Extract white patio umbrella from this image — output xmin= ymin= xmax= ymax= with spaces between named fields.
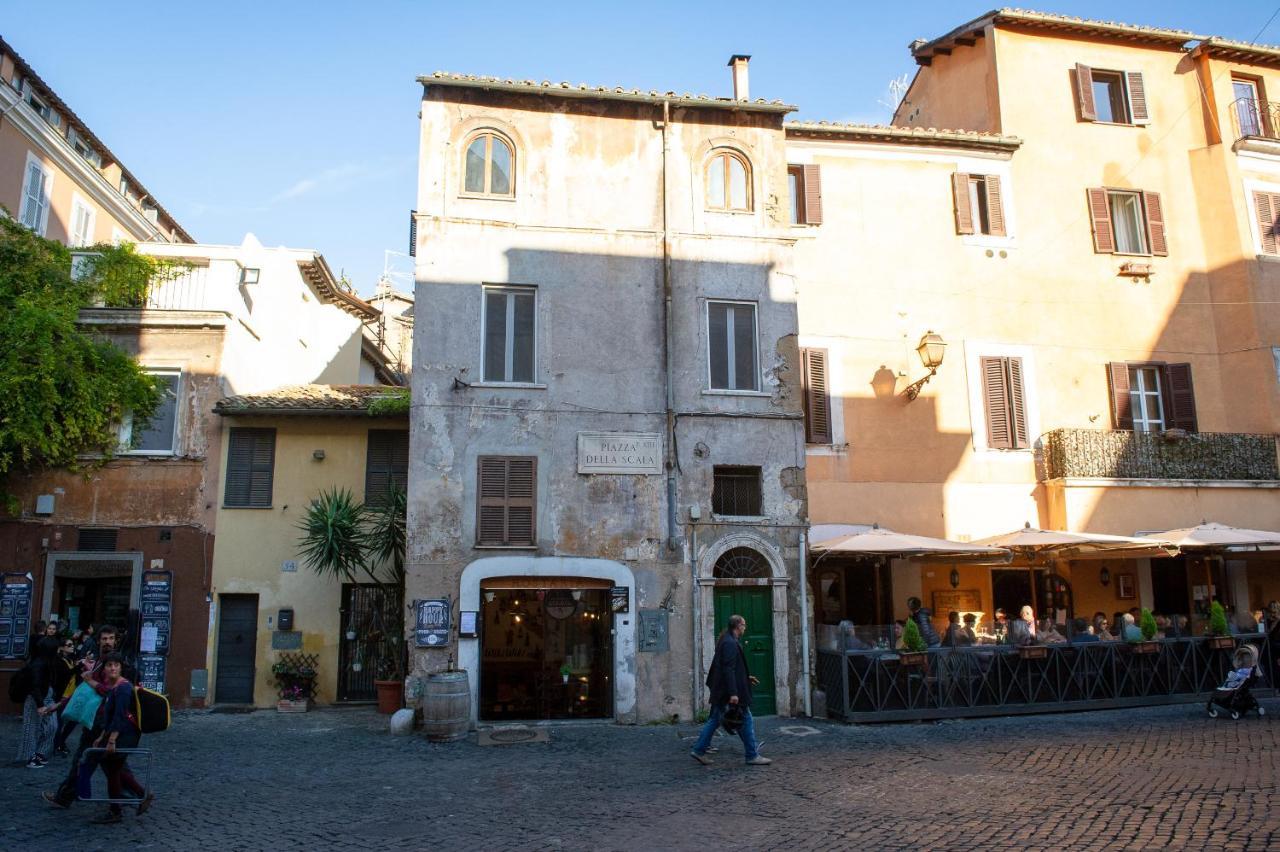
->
xmin=810 ymin=523 xmax=1010 ymax=562
xmin=1146 ymin=521 xmax=1280 ymax=552
xmin=972 ymin=522 xmax=1175 ymax=562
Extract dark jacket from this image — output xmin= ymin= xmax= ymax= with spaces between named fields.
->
xmin=95 ymin=679 xmax=139 ymax=737
xmin=942 ymin=624 xmax=972 ymax=647
xmin=911 ymin=608 xmax=941 ymax=647
xmin=706 ymin=633 xmax=752 ymax=709
xmin=1071 ymin=632 xmax=1100 ymax=643
xmin=1008 ymin=619 xmax=1037 ymax=647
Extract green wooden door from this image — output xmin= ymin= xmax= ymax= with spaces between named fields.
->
xmin=712 ymin=587 xmax=776 ymax=716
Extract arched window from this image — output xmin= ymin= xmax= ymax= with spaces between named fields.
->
xmin=463 ymin=132 xmax=514 ymax=197
xmin=713 ymin=547 xmax=769 ymax=580
xmin=706 ymin=150 xmax=751 ymax=212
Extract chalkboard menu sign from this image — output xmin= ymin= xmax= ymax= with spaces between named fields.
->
xmin=139 ymin=571 xmax=172 ymax=656
xmin=610 ymin=586 xmax=630 ymax=614
xmin=0 ymin=574 xmax=34 ymax=660
xmin=138 ymin=654 xmax=167 ymax=693
xmin=414 ymin=598 xmax=451 ymax=648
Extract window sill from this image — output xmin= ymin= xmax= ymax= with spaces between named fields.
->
xmin=119 ymin=450 xmax=179 ymax=458
xmin=710 ymin=514 xmax=770 ymax=523
xmin=703 ymin=389 xmax=769 ymax=397
xmin=473 ymin=544 xmax=538 ymax=550
xmin=1091 ymin=120 xmax=1144 ymax=128
xmin=470 ymin=381 xmax=547 ymax=390
xmin=1254 ymin=253 xmax=1280 ymax=263
xmin=222 ymin=504 xmax=274 ymax=510
xmin=704 ymin=208 xmax=756 ymax=216
xmin=457 ymin=193 xmax=516 ymax=203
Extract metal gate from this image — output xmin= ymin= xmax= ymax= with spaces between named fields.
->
xmin=337 ymin=584 xmax=399 ymax=701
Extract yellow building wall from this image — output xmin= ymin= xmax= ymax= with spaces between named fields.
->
xmin=208 ymin=416 xmax=408 ymax=706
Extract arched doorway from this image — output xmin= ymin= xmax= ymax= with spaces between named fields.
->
xmin=711 ymin=547 xmax=776 ymax=715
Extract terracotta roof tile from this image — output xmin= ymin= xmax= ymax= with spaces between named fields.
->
xmin=786 ymin=121 xmax=1022 ymax=151
xmin=214 ymin=384 xmax=405 ymax=415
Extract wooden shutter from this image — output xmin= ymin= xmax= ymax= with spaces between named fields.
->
xmin=1126 ymin=71 xmax=1150 ymax=124
xmin=1255 ymin=191 xmax=1279 ymax=255
xmin=801 ymin=348 xmax=832 ymax=444
xmin=1143 ymin=191 xmax=1167 ymax=256
xmin=476 ymin=456 xmax=536 ymax=546
xmin=1108 ymin=363 xmax=1133 ymax=429
xmin=1076 ymin=63 xmax=1097 ymax=121
xmin=981 ymin=356 xmax=1012 ymax=449
xmin=801 ymin=164 xmax=823 ymax=225
xmin=365 ymin=430 xmax=409 ymax=505
xmin=1088 ymin=188 xmax=1115 ymax=253
xmin=984 ymin=174 xmax=1007 ymax=237
xmin=408 ymin=210 xmax=417 ymax=257
xmin=1007 ymin=357 xmax=1028 ymax=448
xmin=1163 ymin=363 xmax=1198 ymax=432
xmin=224 ymin=428 xmax=276 ymax=507
xmin=952 ymin=172 xmax=974 ymax=235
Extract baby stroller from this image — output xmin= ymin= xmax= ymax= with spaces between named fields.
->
xmin=1207 ymin=644 xmax=1265 ymax=720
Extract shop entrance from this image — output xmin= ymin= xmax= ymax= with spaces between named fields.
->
xmin=43 ymin=554 xmax=140 ymax=633
xmin=479 ymin=579 xmax=613 ymax=721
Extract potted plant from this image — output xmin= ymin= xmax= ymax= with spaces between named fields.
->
xmin=898 ymin=619 xmax=927 ymax=666
xmin=1206 ymin=601 xmax=1235 ymax=651
xmin=273 ymin=658 xmax=317 ymax=712
xmin=559 ymin=663 xmax=572 ymax=684
xmin=1133 ymin=608 xmax=1160 ymax=654
xmin=298 ymin=485 xmax=408 ymax=715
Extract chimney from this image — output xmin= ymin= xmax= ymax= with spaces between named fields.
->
xmin=728 ymin=54 xmax=751 ymax=101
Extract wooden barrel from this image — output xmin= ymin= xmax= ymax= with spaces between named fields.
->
xmin=421 ymin=671 xmax=470 ymax=742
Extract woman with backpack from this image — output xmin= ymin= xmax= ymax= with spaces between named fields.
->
xmin=14 ymin=633 xmax=60 ymax=768
xmin=84 ymin=652 xmax=152 ymax=824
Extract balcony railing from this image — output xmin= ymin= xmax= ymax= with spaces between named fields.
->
xmin=138 ymin=264 xmax=211 ymax=311
xmin=1039 ymin=428 xmax=1279 ymax=481
xmin=1230 ymin=96 xmax=1280 ymax=144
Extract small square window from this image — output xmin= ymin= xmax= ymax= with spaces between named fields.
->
xmin=712 ymin=465 xmax=762 ymax=516
xmin=240 ymin=267 xmax=260 ymax=285
xmin=1091 ymin=71 xmax=1129 ymax=124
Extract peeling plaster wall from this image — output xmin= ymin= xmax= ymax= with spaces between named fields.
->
xmin=409 ymin=88 xmax=807 ymax=723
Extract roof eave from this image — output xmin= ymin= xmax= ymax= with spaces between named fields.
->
xmin=786 ymin=123 xmax=1022 ymax=153
xmin=419 ymin=75 xmax=797 ymax=114
xmin=1192 ymin=39 xmax=1280 ymax=69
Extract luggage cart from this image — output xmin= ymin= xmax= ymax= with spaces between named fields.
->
xmin=76 ymin=747 xmax=153 ymax=806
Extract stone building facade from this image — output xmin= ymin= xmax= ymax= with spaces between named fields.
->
xmin=407 ymin=62 xmax=809 ymax=723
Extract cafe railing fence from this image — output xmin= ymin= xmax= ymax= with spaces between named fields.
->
xmin=817 ymin=635 xmax=1273 ymax=723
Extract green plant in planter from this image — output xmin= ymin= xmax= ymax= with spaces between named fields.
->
xmin=1139 ymin=609 xmax=1157 ymax=641
xmin=1208 ymin=601 xmax=1230 ymax=637
xmin=901 ymin=618 xmax=926 ymax=653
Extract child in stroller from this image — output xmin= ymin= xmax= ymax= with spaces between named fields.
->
xmin=1207 ymin=644 xmax=1266 ymax=720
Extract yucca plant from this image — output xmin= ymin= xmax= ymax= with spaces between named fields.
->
xmin=297 ymin=486 xmax=407 ymax=681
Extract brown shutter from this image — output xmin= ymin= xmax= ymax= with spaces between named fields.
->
xmin=1008 ymin=357 xmax=1028 ymax=448
xmin=952 ymin=172 xmax=974 ymax=235
xmin=365 ymin=430 xmax=409 ymax=505
xmin=1108 ymin=363 xmax=1133 ymax=429
xmin=981 ymin=356 xmax=1012 ymax=449
xmin=1163 ymin=363 xmax=1198 ymax=432
xmin=1126 ymin=71 xmax=1150 ymax=124
xmin=1088 ymin=188 xmax=1115 ymax=253
xmin=802 ymin=164 xmax=823 ymax=225
xmin=225 ymin=428 xmax=276 ymax=507
xmin=1256 ymin=191 xmax=1279 ymax=255
xmin=984 ymin=174 xmax=1007 ymax=237
xmin=1143 ymin=191 xmax=1167 ymax=256
xmin=476 ymin=456 xmax=536 ymax=546
xmin=801 ymin=348 xmax=832 ymax=444
xmin=1075 ymin=63 xmax=1097 ymax=121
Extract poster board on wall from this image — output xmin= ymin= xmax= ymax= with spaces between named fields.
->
xmin=931 ymin=589 xmax=982 ymax=619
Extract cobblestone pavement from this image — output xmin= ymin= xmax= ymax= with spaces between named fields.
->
xmin=2 ymin=699 xmax=1278 ymax=851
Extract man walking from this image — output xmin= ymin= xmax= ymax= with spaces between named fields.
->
xmin=690 ymin=614 xmax=771 ymax=766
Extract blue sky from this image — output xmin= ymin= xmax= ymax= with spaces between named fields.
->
xmin=4 ymin=1 xmax=1277 ymax=294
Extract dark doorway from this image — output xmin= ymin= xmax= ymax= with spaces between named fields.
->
xmin=1151 ymin=557 xmax=1191 ymax=618
xmin=337 ymin=584 xmax=399 ymax=701
xmin=215 ymin=594 xmax=258 ymax=704
xmin=811 ymin=557 xmax=892 ymax=628
xmin=480 ymin=586 xmax=613 ymax=721
xmin=992 ymin=569 xmax=1037 ymax=619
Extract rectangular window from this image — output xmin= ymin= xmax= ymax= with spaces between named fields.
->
xmin=952 ymin=173 xmax=1006 ymax=237
xmin=224 ymin=428 xmax=276 ymax=507
xmin=979 ymin=356 xmax=1029 ymax=449
xmin=1108 ymin=191 xmax=1148 ymax=254
xmin=788 ymin=166 xmax=802 ymax=224
xmin=365 ymin=429 xmax=409 ymax=506
xmin=67 ymin=127 xmax=102 ymax=168
xmin=1128 ymin=366 xmax=1165 ymax=433
xmin=476 ymin=456 xmax=536 ymax=546
xmin=786 ymin=164 xmax=823 ymax=225
xmin=712 ymin=465 xmax=763 ymax=517
xmin=1108 ymin=361 xmax=1197 ymax=432
xmin=707 ymin=300 xmax=759 ymax=392
xmin=800 ymin=348 xmax=832 ymax=443
xmin=1252 ymin=190 xmax=1280 ymax=255
xmin=1092 ymin=71 xmax=1129 ymax=124
xmin=70 ymin=196 xmax=96 ymax=247
xmin=19 ymin=154 xmax=52 ymax=235
xmin=1234 ymin=78 xmax=1264 ymax=137
xmin=1076 ymin=65 xmax=1149 ymax=125
xmin=481 ymin=286 xmax=536 ymax=383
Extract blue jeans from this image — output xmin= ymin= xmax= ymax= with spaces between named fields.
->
xmin=692 ymin=702 xmax=759 ymax=761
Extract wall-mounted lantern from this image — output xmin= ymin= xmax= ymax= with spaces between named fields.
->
xmin=1099 ymin=566 xmax=1111 ymax=587
xmin=902 ymin=331 xmax=947 ymax=401
xmin=949 ymin=567 xmax=960 ymax=589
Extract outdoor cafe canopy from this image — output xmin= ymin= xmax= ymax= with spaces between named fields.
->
xmin=1144 ymin=521 xmax=1280 ymax=552
xmin=810 ymin=523 xmax=1010 ymax=562
xmin=971 ymin=523 xmax=1175 ymax=563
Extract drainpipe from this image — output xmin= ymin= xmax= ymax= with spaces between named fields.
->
xmin=690 ymin=520 xmax=700 ymax=718
xmin=661 ymin=99 xmax=678 ymax=555
xmin=798 ymin=528 xmax=812 ymax=716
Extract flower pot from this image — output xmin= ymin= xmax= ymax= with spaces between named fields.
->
xmin=1017 ymin=646 xmax=1048 ymax=660
xmin=898 ymin=651 xmax=927 ymax=667
xmin=1132 ymin=641 xmax=1160 ymax=655
xmin=561 ymin=674 xmax=569 ymax=684
xmin=277 ymin=699 xmax=309 ymax=713
xmin=375 ymin=679 xmax=404 ymax=715
xmin=1208 ymin=636 xmax=1236 ymax=651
